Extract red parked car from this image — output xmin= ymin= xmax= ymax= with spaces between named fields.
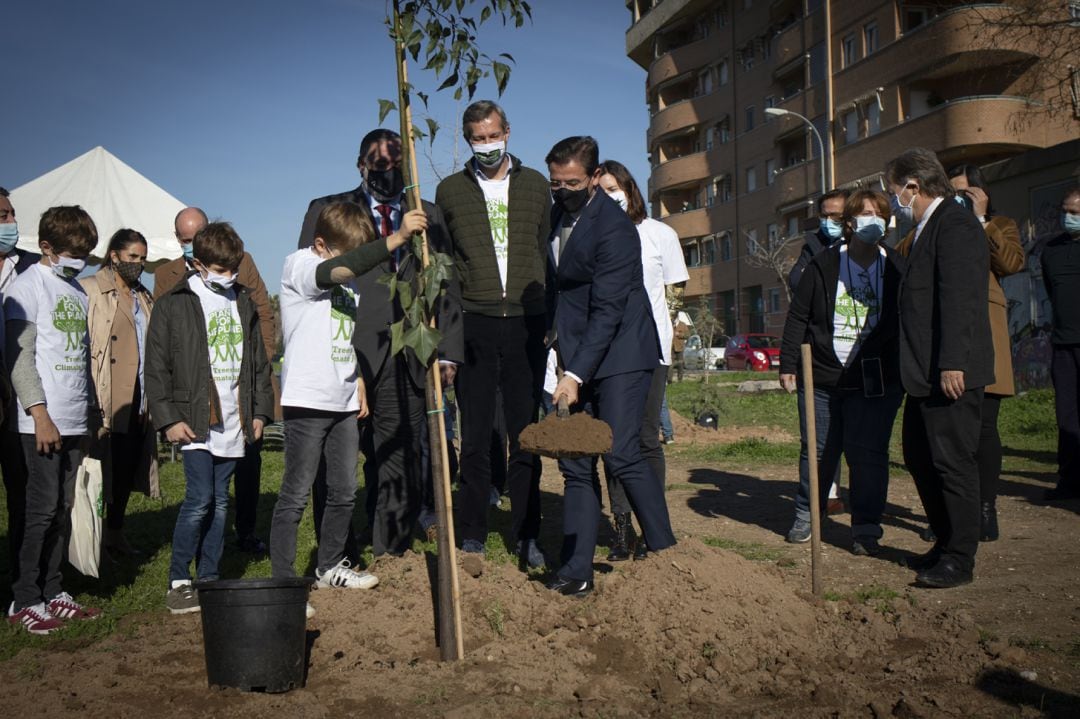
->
xmin=725 ymin=334 xmax=781 ymax=372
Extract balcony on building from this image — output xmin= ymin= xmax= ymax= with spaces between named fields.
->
xmin=626 ymin=0 xmax=718 ymax=68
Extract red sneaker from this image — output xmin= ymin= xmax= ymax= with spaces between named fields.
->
xmin=48 ymin=592 xmax=101 ymax=620
xmin=8 ymin=603 xmax=65 ymax=635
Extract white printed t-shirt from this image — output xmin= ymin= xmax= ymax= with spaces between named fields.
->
xmin=279 ymin=248 xmax=361 ymax=412
xmin=475 ymin=159 xmax=511 ymax=296
xmin=638 ymin=218 xmax=690 ymax=366
xmin=183 ymin=275 xmax=245 ymax=458
xmin=4 ymin=263 xmax=91 ymax=435
xmin=832 ymin=244 xmax=886 ymax=367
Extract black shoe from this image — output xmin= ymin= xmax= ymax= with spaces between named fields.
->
xmin=902 ymin=547 xmax=941 ymax=572
xmin=919 ymin=525 xmax=936 ymax=543
xmin=1044 ymin=485 xmax=1080 ymax=501
xmin=980 ymin=502 xmax=999 ymax=542
xmin=545 ymin=576 xmax=593 ymax=597
xmin=607 ymin=513 xmax=632 ymax=562
xmin=851 ymin=537 xmax=881 ymax=556
xmin=915 ymin=557 xmax=973 ymax=589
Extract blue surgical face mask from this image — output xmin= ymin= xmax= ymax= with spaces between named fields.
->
xmin=821 ymin=218 xmax=844 ymax=240
xmin=890 ymin=188 xmax=916 ymax=230
xmin=852 ymin=216 xmax=886 ymax=245
xmin=181 ymin=241 xmax=194 ymax=260
xmin=0 ymin=222 xmax=17 ymax=255
xmin=1064 ymin=212 xmax=1080 ymax=236
xmin=50 ymin=254 xmax=87 ymax=280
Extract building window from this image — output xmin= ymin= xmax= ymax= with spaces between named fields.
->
xmin=720 ymin=175 xmax=733 ymax=203
xmin=684 ymin=240 xmax=700 ymax=268
xmin=904 ymin=7 xmax=931 ymax=31
xmin=702 ymin=236 xmax=717 ymax=265
xmin=720 ymin=234 xmax=733 ymax=261
xmin=745 ymin=228 xmax=759 ymax=256
xmin=704 ymin=126 xmax=714 ymax=151
xmin=766 ymin=158 xmax=777 ymax=185
xmin=842 ymin=34 xmax=856 ymax=67
xmin=718 ymin=59 xmax=730 ymax=85
xmin=767 ymin=223 xmax=779 ymax=250
xmin=808 ymin=42 xmax=826 ymax=85
xmin=764 ymin=94 xmax=776 ymax=113
xmin=697 ymin=68 xmax=714 ymax=96
xmin=743 ymin=0 xmax=752 ymax=9
xmin=786 ymin=215 xmax=800 ymax=238
xmin=746 ymin=166 xmax=757 ymax=193
xmin=740 ymin=47 xmax=754 ymax=71
xmin=867 ymin=102 xmax=881 ymax=135
xmin=760 ymin=37 xmax=772 ymax=61
xmin=1071 ymin=0 xmax=1080 ymax=25
xmin=745 ymin=105 xmax=755 ymax=131
xmin=843 ymin=110 xmax=858 ymax=145
xmin=715 ymin=3 xmax=728 ymax=28
xmin=864 ymin=22 xmax=879 ymax=55
xmin=718 ymin=117 xmax=731 ymax=143
xmin=769 ymin=287 xmax=782 ymax=313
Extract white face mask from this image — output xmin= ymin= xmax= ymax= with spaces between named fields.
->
xmin=606 ymin=190 xmax=628 ymax=212
xmin=199 ymin=266 xmax=236 ymax=294
xmin=471 ymin=140 xmax=506 ymax=168
xmin=50 ymin=254 xmax=87 ymax=280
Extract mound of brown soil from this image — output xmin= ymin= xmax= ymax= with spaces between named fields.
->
xmin=519 ymin=412 xmax=613 ymax=459
xmin=0 ymin=540 xmax=1019 ymax=717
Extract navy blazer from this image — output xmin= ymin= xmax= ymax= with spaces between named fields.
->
xmin=547 ymin=192 xmax=659 ymax=383
xmin=898 ymin=199 xmax=994 ymax=397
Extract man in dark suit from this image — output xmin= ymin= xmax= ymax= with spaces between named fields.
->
xmin=155 ymin=206 xmax=278 ymax=555
xmin=298 ymin=128 xmax=463 ymax=557
xmin=545 ymin=136 xmax=676 ymax=597
xmin=886 ymin=148 xmax=994 ymax=588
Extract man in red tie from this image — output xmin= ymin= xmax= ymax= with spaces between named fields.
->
xmin=297 ymin=129 xmax=463 ymax=557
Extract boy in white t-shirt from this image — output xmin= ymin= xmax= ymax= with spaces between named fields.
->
xmin=146 ymin=223 xmax=275 ymax=615
xmin=4 ymin=205 xmax=101 ymax=634
xmin=269 ymin=202 xmax=390 ymax=590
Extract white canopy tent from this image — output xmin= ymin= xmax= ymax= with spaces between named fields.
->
xmin=10 ymin=146 xmax=185 ymax=266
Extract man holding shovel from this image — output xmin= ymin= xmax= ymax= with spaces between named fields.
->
xmin=544 ymin=136 xmax=677 ymax=597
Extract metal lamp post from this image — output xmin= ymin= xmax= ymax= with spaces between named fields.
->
xmin=765 ymin=107 xmax=827 ymax=196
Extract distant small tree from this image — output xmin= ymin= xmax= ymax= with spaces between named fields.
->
xmin=744 ymin=230 xmax=799 ymax=302
xmin=692 ymin=296 xmax=723 ymax=384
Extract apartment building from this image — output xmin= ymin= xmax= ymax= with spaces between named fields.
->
xmin=626 ymin=0 xmax=1078 ymax=335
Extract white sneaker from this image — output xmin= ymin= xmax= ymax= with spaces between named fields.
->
xmin=305 ymin=602 xmax=315 ymax=619
xmin=315 ymin=559 xmax=379 ymax=589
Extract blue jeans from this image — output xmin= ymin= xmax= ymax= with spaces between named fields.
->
xmin=169 ymin=450 xmax=237 ymax=583
xmin=659 ymin=393 xmax=674 ymax=440
xmin=794 ymin=385 xmax=903 ymax=539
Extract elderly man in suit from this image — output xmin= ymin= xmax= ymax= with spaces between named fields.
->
xmin=299 ymin=128 xmax=463 ymax=557
xmin=154 ymin=206 xmax=277 ymax=555
xmin=545 ymin=136 xmax=676 ymax=597
xmin=885 ymin=148 xmax=994 ymax=588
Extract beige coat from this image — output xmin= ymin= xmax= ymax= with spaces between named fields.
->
xmin=984 ymin=216 xmax=1024 ymax=396
xmin=81 ymin=268 xmax=160 ymax=500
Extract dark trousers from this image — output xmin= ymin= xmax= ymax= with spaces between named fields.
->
xmin=361 ymin=352 xmax=425 ymax=556
xmin=1052 ymin=345 xmax=1080 ymax=489
xmin=903 ymin=389 xmax=983 ymax=571
xmin=977 ymin=394 xmax=1004 ymax=506
xmin=271 ymin=408 xmax=358 ymax=576
xmin=607 ymin=364 xmax=668 ymax=515
xmin=1 ymin=428 xmax=28 ymax=593
xmin=232 ymin=438 xmax=262 ymax=540
xmin=793 ymin=385 xmax=903 ymax=539
xmin=796 ymin=384 xmax=841 ymax=498
xmin=13 ymin=435 xmax=83 ymax=610
xmin=107 ymin=427 xmax=144 ymax=531
xmin=456 ymin=313 xmax=546 ymax=546
xmin=557 ymin=370 xmax=676 ymax=582
xmin=169 ymin=450 xmax=237 ymax=583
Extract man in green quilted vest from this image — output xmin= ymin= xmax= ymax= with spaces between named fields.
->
xmin=435 ymin=100 xmax=551 ymax=569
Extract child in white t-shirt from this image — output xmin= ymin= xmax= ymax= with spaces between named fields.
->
xmin=4 ymin=205 xmax=101 ymax=634
xmin=145 ymin=222 xmax=275 ymax=615
xmin=269 ymin=201 xmax=416 ymax=591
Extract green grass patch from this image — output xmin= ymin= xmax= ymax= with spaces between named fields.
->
xmin=701 ymin=536 xmax=786 ymax=563
xmin=671 ymin=437 xmax=800 ymax=463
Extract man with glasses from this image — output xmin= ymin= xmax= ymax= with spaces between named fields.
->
xmin=544 ymin=136 xmax=676 ymax=597
xmin=154 ymin=206 xmax=278 ymax=555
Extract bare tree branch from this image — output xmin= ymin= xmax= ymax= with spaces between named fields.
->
xmin=744 ymin=231 xmax=800 ymax=302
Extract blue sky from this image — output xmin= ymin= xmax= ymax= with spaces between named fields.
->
xmin=5 ymin=0 xmax=652 ymax=293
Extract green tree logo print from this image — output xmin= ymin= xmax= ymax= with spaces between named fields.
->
xmin=330 ymin=286 xmax=357 ymax=342
xmin=52 ymin=295 xmax=87 ymax=351
xmin=207 ymin=308 xmax=243 ymax=363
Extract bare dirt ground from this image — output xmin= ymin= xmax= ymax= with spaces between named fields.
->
xmin=1 ymin=426 xmax=1078 ymax=717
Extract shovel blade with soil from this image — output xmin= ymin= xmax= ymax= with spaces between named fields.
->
xmin=519 ymin=403 xmax=613 ymax=459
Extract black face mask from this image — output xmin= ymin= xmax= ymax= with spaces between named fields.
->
xmin=553 ymin=187 xmax=590 ymax=215
xmin=366 ymin=167 xmax=405 ymax=201
xmin=113 ymin=261 xmax=143 ymax=287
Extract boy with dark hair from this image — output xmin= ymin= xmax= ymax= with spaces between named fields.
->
xmin=4 ymin=205 xmax=101 ymax=634
xmin=146 ymin=221 xmax=275 ymax=614
xmin=270 ymin=202 xmax=404 ymax=591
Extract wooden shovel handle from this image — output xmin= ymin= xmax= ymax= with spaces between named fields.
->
xmin=555 ymin=366 xmax=570 ymax=419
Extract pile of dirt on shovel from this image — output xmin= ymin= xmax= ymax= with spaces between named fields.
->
xmin=0 ymin=539 xmax=1026 ymax=717
xmin=519 ymin=412 xmax=612 ymax=458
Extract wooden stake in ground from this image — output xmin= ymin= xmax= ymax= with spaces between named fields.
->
xmin=392 ymin=1 xmax=463 ymax=662
xmin=801 ymin=343 xmax=823 ymax=596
